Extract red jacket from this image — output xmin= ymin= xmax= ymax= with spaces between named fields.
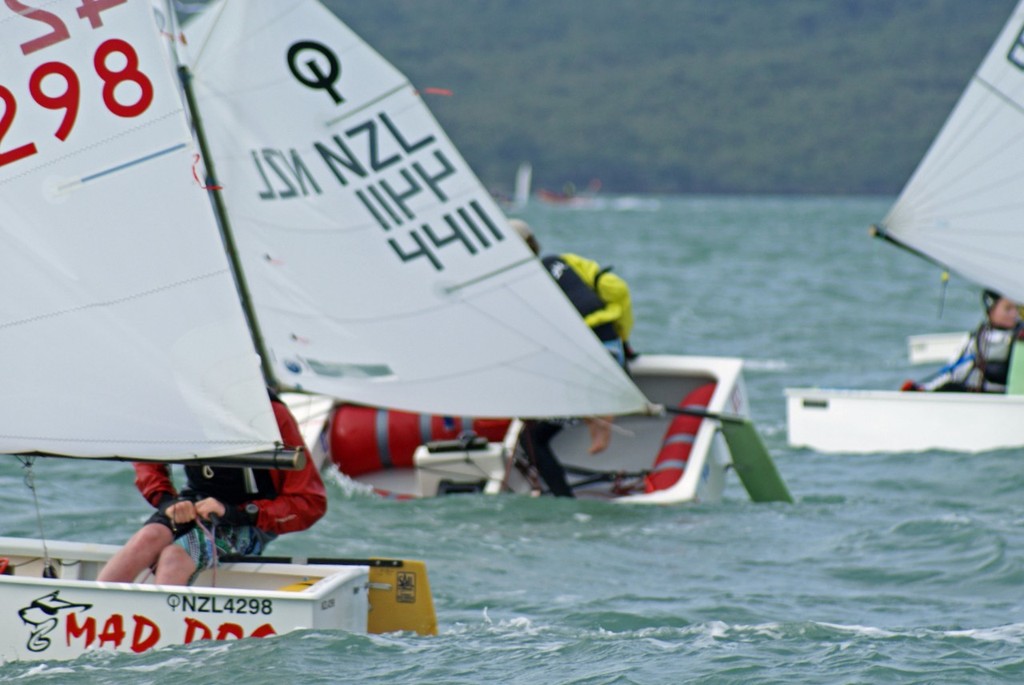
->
xmin=134 ymin=398 xmax=327 ymax=535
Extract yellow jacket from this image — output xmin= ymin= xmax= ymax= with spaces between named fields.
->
xmin=561 ymin=253 xmax=634 ymax=341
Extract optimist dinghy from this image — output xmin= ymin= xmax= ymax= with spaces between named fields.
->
xmin=318 ymin=356 xmax=791 ymax=505
xmin=787 ymin=0 xmax=1024 ymax=454
xmin=0 ymin=0 xmax=433 ymax=662
xmin=0 ymin=537 xmax=434 ymax=663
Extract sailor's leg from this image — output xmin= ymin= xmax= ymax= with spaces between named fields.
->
xmin=97 ymin=523 xmax=173 ymax=582
xmin=523 ymin=421 xmax=575 ymax=497
xmin=153 ymin=544 xmax=198 ymax=585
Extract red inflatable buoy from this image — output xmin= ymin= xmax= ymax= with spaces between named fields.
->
xmin=328 ymin=404 xmax=510 ymax=477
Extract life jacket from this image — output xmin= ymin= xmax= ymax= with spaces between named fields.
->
xmin=542 ymin=254 xmax=618 ymax=342
xmin=978 ymin=323 xmax=1022 ymax=385
xmin=132 ymin=397 xmax=327 ymax=536
xmin=182 ymin=464 xmax=278 ymax=506
xmin=565 ymin=254 xmax=634 ymax=342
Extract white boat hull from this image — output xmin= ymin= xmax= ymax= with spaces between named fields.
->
xmin=906 ymin=332 xmax=968 ymax=365
xmin=319 ymin=355 xmax=755 ymax=504
xmin=0 ymin=536 xmax=433 ymax=662
xmin=786 ymin=387 xmax=1024 ymax=453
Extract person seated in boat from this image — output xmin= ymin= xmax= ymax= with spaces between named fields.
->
xmin=97 ymin=390 xmax=327 ymax=585
xmin=509 ymin=218 xmax=633 ymax=496
xmin=902 ymin=289 xmax=1023 ymax=393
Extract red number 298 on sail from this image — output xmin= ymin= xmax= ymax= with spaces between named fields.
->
xmin=0 ymin=0 xmax=154 ymax=168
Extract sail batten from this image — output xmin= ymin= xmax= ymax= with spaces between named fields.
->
xmin=181 ymin=0 xmax=649 ymax=418
xmin=976 ymin=75 xmax=1024 ymax=116
xmin=323 ymin=83 xmax=408 ymax=127
xmin=882 ymin=0 xmax=1024 ymax=302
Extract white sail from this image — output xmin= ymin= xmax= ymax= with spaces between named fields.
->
xmin=180 ymin=0 xmax=648 ymax=418
xmin=0 ymin=0 xmax=279 ymax=459
xmin=881 ymin=0 xmax=1024 ymax=303
xmin=514 ymin=162 xmax=533 ymax=208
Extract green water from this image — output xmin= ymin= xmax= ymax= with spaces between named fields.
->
xmin=4 ymin=196 xmax=1021 ymax=684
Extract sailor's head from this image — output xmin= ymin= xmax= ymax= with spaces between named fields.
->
xmin=509 ymin=219 xmax=540 ymax=255
xmin=983 ymin=289 xmax=1021 ymax=329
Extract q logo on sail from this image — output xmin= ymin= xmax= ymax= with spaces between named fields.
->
xmin=287 ymin=40 xmax=344 ymax=104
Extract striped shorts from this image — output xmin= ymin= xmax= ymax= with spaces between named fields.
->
xmin=173 ymin=524 xmax=272 ymax=585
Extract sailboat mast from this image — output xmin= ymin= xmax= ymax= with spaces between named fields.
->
xmin=176 ymin=64 xmax=278 ymax=390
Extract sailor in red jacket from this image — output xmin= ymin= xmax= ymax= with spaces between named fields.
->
xmin=98 ymin=393 xmax=327 ymax=585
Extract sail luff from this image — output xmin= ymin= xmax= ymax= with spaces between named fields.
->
xmin=176 ymin=63 xmax=279 ymax=391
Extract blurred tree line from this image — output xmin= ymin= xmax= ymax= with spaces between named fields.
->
xmin=327 ymin=0 xmax=1016 ymax=195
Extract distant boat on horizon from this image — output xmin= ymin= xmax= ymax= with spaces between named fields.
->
xmin=536 ymin=178 xmax=602 ymax=207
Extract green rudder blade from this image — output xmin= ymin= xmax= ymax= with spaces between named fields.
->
xmin=720 ymin=420 xmax=793 ymax=503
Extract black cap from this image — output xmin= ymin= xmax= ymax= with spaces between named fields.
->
xmin=982 ymin=289 xmax=1001 ymax=312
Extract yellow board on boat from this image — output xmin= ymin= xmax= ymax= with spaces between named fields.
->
xmin=278 ymin=578 xmax=321 ymax=592
xmin=367 ymin=559 xmax=438 ymax=636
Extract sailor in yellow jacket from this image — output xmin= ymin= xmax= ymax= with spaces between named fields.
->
xmin=556 ymin=251 xmax=634 ymax=365
xmin=509 ymin=220 xmax=634 ymax=365
xmin=509 ymin=218 xmax=634 ymax=496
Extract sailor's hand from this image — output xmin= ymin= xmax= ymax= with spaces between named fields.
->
xmin=585 ymin=416 xmax=613 ymax=455
xmin=164 ymin=499 xmax=197 ymax=525
xmin=195 ymin=497 xmax=226 ymax=521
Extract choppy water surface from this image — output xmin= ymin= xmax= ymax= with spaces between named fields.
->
xmin=5 ymin=196 xmax=1023 ymax=684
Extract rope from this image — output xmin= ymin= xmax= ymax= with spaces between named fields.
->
xmin=516 ymin=421 xmax=547 ymax=495
xmin=416 ymin=458 xmax=495 ymax=482
xmin=195 ymin=516 xmax=219 ymax=587
xmin=18 ymin=456 xmax=56 ymax=578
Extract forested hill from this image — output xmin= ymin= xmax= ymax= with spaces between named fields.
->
xmin=325 ymin=0 xmax=1017 ymax=196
